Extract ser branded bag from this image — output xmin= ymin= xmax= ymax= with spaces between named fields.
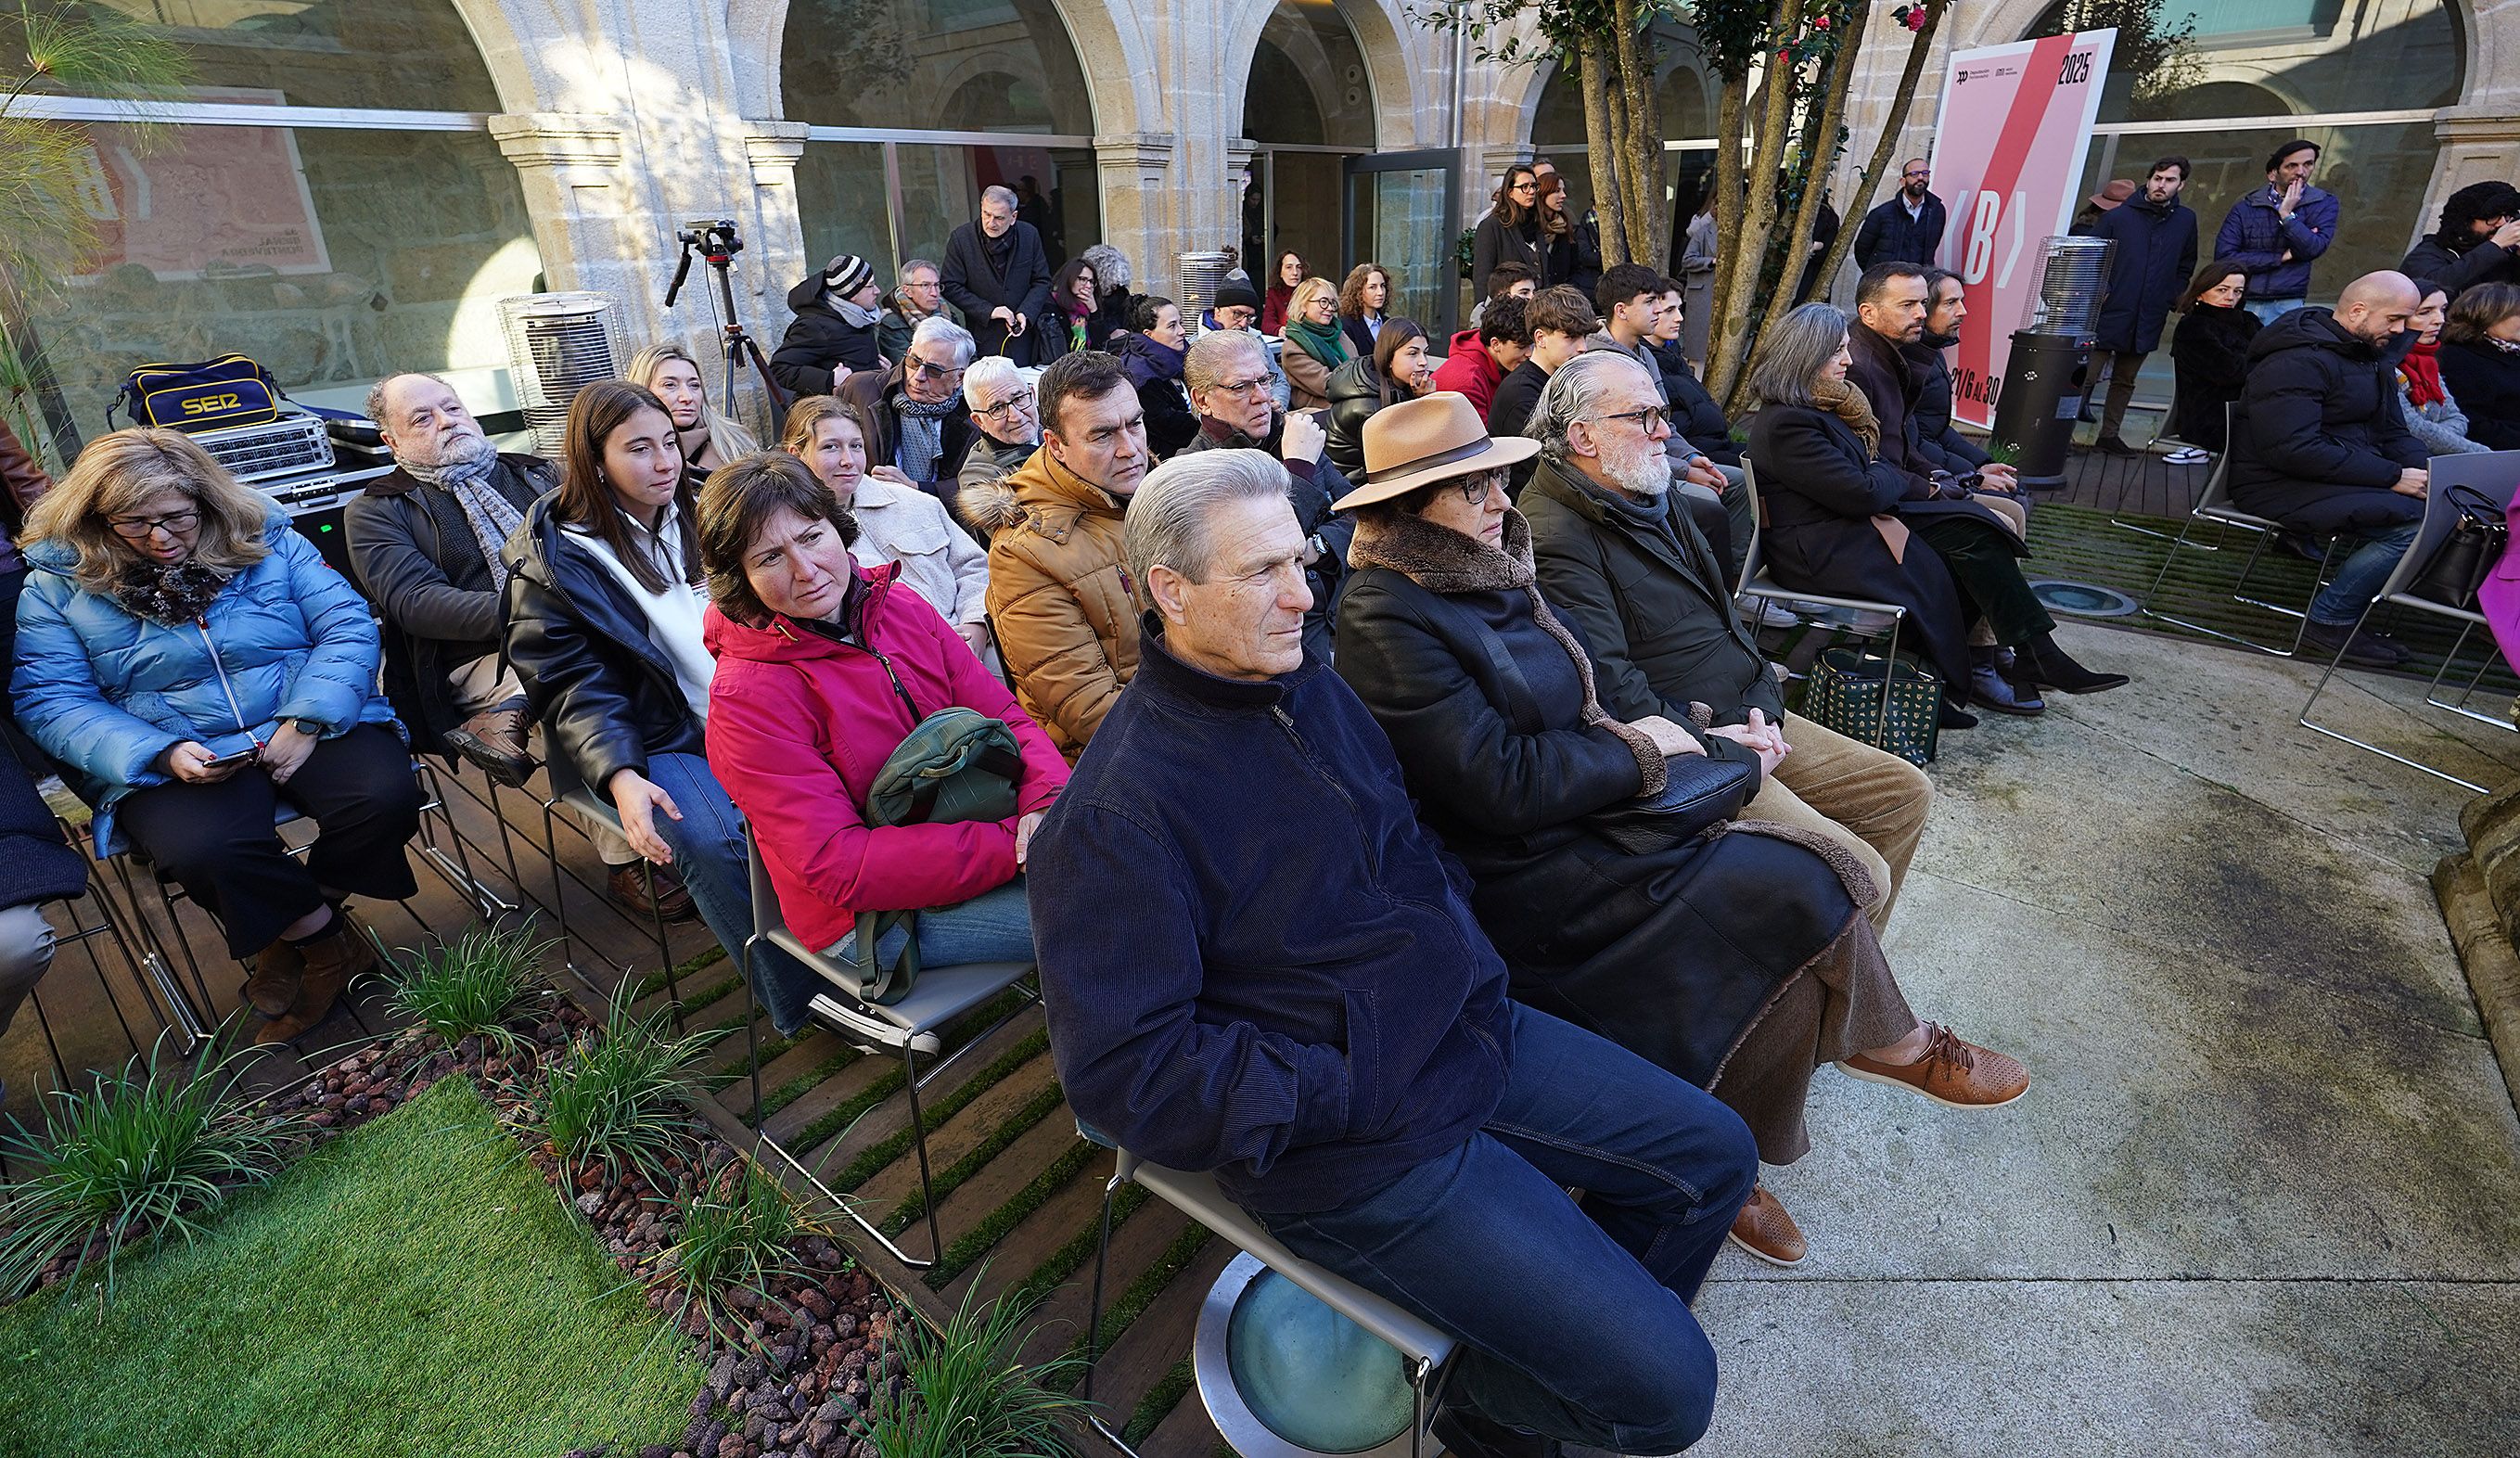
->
xmin=108 ymin=354 xmax=282 ymax=433
xmin=1803 ymin=647 xmax=1943 ymax=767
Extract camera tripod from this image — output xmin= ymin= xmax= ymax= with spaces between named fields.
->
xmin=665 ymin=218 xmax=788 ymax=418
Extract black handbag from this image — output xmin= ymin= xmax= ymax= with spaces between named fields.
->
xmin=2406 ymin=484 xmax=2509 ymax=610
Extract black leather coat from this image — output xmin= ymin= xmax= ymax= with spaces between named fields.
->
xmin=1323 ymin=355 xmax=1396 ymax=480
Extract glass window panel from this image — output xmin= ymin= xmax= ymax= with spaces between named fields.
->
xmin=1350 ymin=167 xmax=1452 ymax=337
xmin=5 ymin=1 xmax=501 ymax=112
xmin=2027 ymin=1 xmax=2462 ymax=122
xmin=1243 ymin=1 xmax=1375 ymax=148
xmin=782 ymin=0 xmax=1090 ymax=134
xmin=895 ymin=143 xmax=1098 ymax=274
xmin=19 ymin=125 xmax=540 ymax=455
xmin=795 ymin=141 xmax=897 ymax=287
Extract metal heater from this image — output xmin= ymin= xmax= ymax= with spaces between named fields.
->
xmin=1178 ymin=250 xmax=1234 ymax=322
xmin=499 ymin=291 xmax=627 ymax=457
xmin=1991 ymin=236 xmax=2114 ymax=490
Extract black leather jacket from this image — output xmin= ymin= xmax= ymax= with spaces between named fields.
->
xmin=498 ymin=494 xmax=705 ymax=796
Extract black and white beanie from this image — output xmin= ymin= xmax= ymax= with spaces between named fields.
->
xmin=822 ymin=254 xmax=875 ymax=300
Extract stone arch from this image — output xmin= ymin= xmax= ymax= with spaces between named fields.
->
xmin=1225 ymin=0 xmax=1427 ymax=152
xmin=730 ymin=0 xmax=1161 ymax=133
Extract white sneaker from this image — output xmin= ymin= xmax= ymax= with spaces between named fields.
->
xmin=2163 ymin=446 xmax=2209 ymax=465
xmin=807 ymin=992 xmax=940 ymax=1055
xmin=1743 ymin=599 xmax=1801 ymax=630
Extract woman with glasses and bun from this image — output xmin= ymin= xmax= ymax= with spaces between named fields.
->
xmin=11 ymin=428 xmax=417 ymax=1045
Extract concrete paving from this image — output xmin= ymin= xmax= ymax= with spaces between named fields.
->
xmin=1683 ymin=623 xmax=2520 ymax=1458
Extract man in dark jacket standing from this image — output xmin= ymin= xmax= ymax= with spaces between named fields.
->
xmin=1519 ymin=352 xmax=1933 ymax=930
xmin=1853 ymin=159 xmax=1946 ymax=273
xmin=941 ymin=185 xmax=1053 ymax=364
xmin=2400 ymin=180 xmax=2520 ymax=301
xmin=2213 ymin=139 xmax=2338 ymax=322
xmin=1031 ymin=448 xmax=1755 ymax=1458
xmin=2088 ymin=157 xmax=2200 ymax=454
xmin=2228 ymin=271 xmax=2429 ymax=668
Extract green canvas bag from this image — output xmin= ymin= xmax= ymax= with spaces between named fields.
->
xmin=847 ymin=705 xmax=1026 ymax=1004
xmin=1802 ymin=647 xmax=1942 ymax=767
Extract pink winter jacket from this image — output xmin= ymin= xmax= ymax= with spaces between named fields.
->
xmin=703 ymin=563 xmax=1068 ymax=951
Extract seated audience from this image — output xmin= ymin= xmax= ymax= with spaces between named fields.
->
xmin=1597 ymin=262 xmax=1753 ymax=578
xmin=2399 ymin=181 xmax=2520 ymax=302
xmin=2397 ymin=279 xmax=2491 ymax=457
xmin=955 ymin=356 xmax=1041 ymax=525
xmin=837 ymin=315 xmax=979 ymax=505
xmin=1750 ymin=303 xmax=2125 ymax=720
xmin=1261 ymin=249 xmax=1305 ymax=336
xmin=347 ymin=372 xmax=666 ymax=912
xmin=14 ymin=428 xmax=416 ymax=1043
xmin=1030 ymin=445 xmax=1756 ymax=1458
xmin=1041 ymin=257 xmax=1102 ymax=362
xmin=1520 ymin=351 xmax=1935 ymax=927
xmin=2228 ymin=272 xmax=2431 ymax=667
xmin=1489 ymin=284 xmax=1595 ymax=443
xmin=500 ymin=380 xmax=815 ymax=1030
xmin=1080 ymin=244 xmax=1138 ymax=345
xmin=2437 ymin=282 xmax=2520 ymax=452
xmin=942 ymin=185 xmax=1053 ymax=366
xmin=1182 ymin=331 xmax=1353 ymax=659
xmin=1280 ymin=275 xmax=1349 ymax=411
xmin=1468 ymin=260 xmax=1541 ymax=331
xmin=967 ymin=352 xmax=1149 ymax=760
xmin=1845 ymin=267 xmax=2117 ymax=711
xmin=1194 ymin=277 xmax=1288 ymax=410
xmin=1433 ymin=294 xmax=1531 ymax=423
xmin=1114 ymin=296 xmax=1198 ymax=458
xmin=772 ymin=253 xmax=884 ymax=399
xmin=631 ymin=343 xmax=760 ymax=479
xmin=1324 ymin=318 xmax=1432 ymax=480
xmin=697 ymin=453 xmax=1067 ymax=1033
xmin=876 ymin=258 xmax=946 ymax=367
xmin=1907 ymin=272 xmax=2015 ymax=483
xmin=1337 ymin=262 xmax=1393 ymax=357
xmin=1335 ymin=391 xmax=2024 ymax=1266
xmin=2 ymin=729 xmax=85 ymax=1105
xmin=780 ymin=396 xmax=991 ymax=657
xmin=2168 ymin=261 xmax=2260 ymax=460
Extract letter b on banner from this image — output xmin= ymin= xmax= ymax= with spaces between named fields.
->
xmin=1962 ymin=191 xmax=2003 ymax=283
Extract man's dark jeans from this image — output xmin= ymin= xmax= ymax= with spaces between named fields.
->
xmin=1253 ymin=1002 xmax=1758 ymax=1454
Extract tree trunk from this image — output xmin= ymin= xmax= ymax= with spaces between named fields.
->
xmin=1804 ymin=1 xmax=1950 ymax=302
xmin=1778 ymin=1 xmax=1867 ymax=310
xmin=1707 ymin=0 xmax=1808 ymax=412
xmin=1611 ymin=0 xmax=1668 ymax=267
xmin=1579 ymin=38 xmax=1630 ymax=271
xmin=1707 ymin=69 xmax=1748 ymax=365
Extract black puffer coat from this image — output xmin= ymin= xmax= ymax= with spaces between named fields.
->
xmin=500 ymin=495 xmax=706 ymax=798
xmin=2438 ymin=339 xmax=2520 ymax=453
xmin=2401 ymin=234 xmax=2520 ymax=301
xmin=1323 ymin=355 xmax=1401 ymax=481
xmin=1335 ymin=506 xmax=1876 ymax=1090
xmin=771 ymin=276 xmax=882 ymax=399
xmin=1904 ymin=338 xmax=1992 ymax=472
xmin=2229 ymin=307 xmax=2428 ymax=534
xmin=2168 ymin=302 xmax=2258 ymax=452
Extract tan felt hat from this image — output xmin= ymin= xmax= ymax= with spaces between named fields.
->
xmin=1334 ymin=391 xmax=1541 ymax=511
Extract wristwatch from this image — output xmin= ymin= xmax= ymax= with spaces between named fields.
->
xmin=290 ymin=718 xmax=325 ymax=735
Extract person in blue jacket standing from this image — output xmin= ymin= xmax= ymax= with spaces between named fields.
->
xmin=2089 ymin=156 xmax=2200 ymax=454
xmin=2213 ymin=139 xmax=2338 ymax=323
xmin=10 ymin=428 xmax=416 ymax=1044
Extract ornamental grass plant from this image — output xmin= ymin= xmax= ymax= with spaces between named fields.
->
xmin=529 ymin=980 xmax=722 ymax=1188
xmin=385 ymin=924 xmax=551 ymax=1053
xmin=855 ymin=1278 xmax=1087 ymax=1458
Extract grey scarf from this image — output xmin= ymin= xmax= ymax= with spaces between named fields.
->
xmin=829 ymin=295 xmax=882 ymax=329
xmin=893 ymin=394 xmax=961 ymax=481
xmin=400 ymin=438 xmax=525 ymax=593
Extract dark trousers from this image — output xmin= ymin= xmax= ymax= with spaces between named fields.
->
xmin=2094 ymin=349 xmax=2148 ymax=439
xmin=1912 ymin=517 xmax=2054 ymax=647
xmin=116 ymin=724 xmax=422 ymax=957
xmin=1254 ymin=1002 xmax=1758 ymax=1453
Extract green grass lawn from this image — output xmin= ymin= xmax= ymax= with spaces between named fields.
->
xmin=0 ymin=1076 xmax=700 ymax=1458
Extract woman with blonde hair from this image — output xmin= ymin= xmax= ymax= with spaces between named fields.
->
xmin=780 ymin=394 xmax=991 ymax=657
xmin=1280 ymin=275 xmax=1349 ymax=411
xmin=11 ymin=428 xmax=416 ymax=1043
xmin=629 ymin=342 xmax=760 ymax=478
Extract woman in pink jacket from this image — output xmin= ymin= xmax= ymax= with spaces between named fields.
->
xmin=696 ymin=452 xmax=1068 ymax=1036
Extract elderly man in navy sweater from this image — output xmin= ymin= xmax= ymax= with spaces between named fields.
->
xmin=1030 ymin=446 xmax=1757 ymax=1458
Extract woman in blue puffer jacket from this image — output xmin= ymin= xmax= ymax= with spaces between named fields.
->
xmin=10 ymin=428 xmax=417 ymax=1044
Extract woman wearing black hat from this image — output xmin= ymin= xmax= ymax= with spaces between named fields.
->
xmin=770 ymin=254 xmax=884 ymax=400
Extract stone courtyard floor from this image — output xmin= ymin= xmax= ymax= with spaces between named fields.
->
xmin=1667 ymin=621 xmax=2520 ymax=1457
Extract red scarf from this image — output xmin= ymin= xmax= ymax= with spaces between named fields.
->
xmin=2402 ymin=339 xmax=2447 ymax=410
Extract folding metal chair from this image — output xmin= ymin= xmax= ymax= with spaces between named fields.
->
xmin=2298 ymin=450 xmax=2520 ymax=792
xmin=1733 ymin=458 xmax=1910 ymax=730
xmin=534 ymin=771 xmax=685 ymax=1027
xmin=737 ymin=826 xmax=1039 ymax=1267
xmin=1079 ymin=1147 xmax=1457 ymax=1458
xmin=2138 ymin=402 xmax=2349 ymax=655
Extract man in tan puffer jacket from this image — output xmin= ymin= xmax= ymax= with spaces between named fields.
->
xmin=964 ymin=352 xmax=1148 ymax=761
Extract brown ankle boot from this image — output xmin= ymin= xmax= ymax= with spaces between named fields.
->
xmin=239 ymin=940 xmax=303 ymax=1018
xmin=282 ymin=913 xmax=379 ymax=1033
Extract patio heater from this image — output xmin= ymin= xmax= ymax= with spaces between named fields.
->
xmin=1178 ymin=250 xmax=1234 ymax=322
xmin=1990 ymin=235 xmax=2113 ymax=490
xmin=500 ymin=291 xmax=627 ymax=458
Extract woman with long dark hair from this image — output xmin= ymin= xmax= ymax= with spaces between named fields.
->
xmin=1040 ymin=258 xmax=1103 ymax=363
xmin=501 ymin=379 xmax=818 ymax=1031
xmin=1472 ymin=164 xmax=1544 ymax=300
xmin=1324 ymin=317 xmax=1432 ymax=480
xmin=1261 ymin=249 xmax=1305 ymax=336
xmin=1537 ymin=173 xmax=1602 ymax=303
xmin=2166 ymin=259 xmax=2258 ymax=459
xmin=1113 ymin=295 xmax=1199 ymax=459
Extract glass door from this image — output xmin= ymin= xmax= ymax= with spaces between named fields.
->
xmin=1344 ymin=149 xmax=1462 ymax=340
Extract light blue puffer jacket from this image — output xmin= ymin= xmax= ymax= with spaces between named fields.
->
xmin=8 ymin=504 xmax=399 ymax=854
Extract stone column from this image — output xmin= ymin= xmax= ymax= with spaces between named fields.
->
xmin=1096 ymin=133 xmax=1180 ymax=298
xmin=741 ymin=121 xmax=812 ymax=317
xmin=488 ymin=113 xmax=641 ymax=307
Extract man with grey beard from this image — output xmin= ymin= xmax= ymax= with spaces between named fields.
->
xmin=346 ymin=372 xmax=684 ymax=916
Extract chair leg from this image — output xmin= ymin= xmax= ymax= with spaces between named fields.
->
xmin=902 ymin=1039 xmax=942 ymax=1268
xmin=742 ymin=934 xmax=767 ymax=1139
xmin=90 ymin=862 xmax=206 ymax=1052
xmin=1081 ymin=1167 xmax=1145 ymax=1456
xmin=2298 ymin=598 xmax=2492 ymax=794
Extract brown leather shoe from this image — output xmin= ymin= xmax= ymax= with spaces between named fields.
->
xmin=607 ymin=861 xmax=697 ymax=922
xmin=1841 ymin=1022 xmax=2029 ymax=1108
xmin=1728 ymin=1184 xmax=1808 ymax=1267
xmin=445 ymin=706 xmax=537 ymax=788
xmin=278 ymin=912 xmax=379 ymax=1037
xmin=239 ymin=939 xmax=302 ymax=1018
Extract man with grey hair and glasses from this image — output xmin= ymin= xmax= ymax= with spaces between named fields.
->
xmin=1181 ymin=330 xmax=1352 ymax=656
xmin=838 ymin=314 xmax=979 ymax=507
xmin=943 ymin=184 xmax=1053 ymax=364
xmin=1518 ymin=350 xmax=1934 ymax=929
xmin=1030 ymin=446 xmax=1755 ymax=1458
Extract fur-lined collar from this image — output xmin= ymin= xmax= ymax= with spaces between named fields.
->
xmin=1347 ymin=506 xmax=1535 ymax=593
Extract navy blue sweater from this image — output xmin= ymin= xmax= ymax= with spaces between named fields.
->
xmin=1029 ymin=626 xmax=1511 ymax=1215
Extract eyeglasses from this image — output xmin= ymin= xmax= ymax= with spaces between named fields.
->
xmin=906 ymin=354 xmax=966 ymax=382
xmin=1213 ymin=375 xmax=1273 ymax=398
xmin=1452 ymin=469 xmax=1504 ymax=507
xmin=108 ymin=507 xmax=199 ymax=541
xmin=1590 ymin=406 xmax=1668 ymax=434
xmin=977 ymin=388 xmax=1035 ymax=417
xmin=1510 ymin=182 xmax=1538 ymax=194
